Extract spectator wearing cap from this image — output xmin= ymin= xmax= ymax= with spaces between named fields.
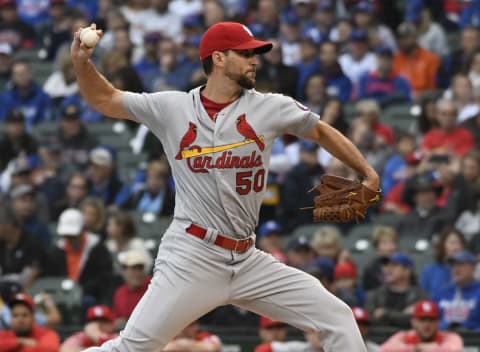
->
xmin=393 ymin=22 xmax=440 ymax=98
xmin=10 ymin=184 xmax=52 ymax=250
xmin=254 ymin=317 xmax=288 ymax=352
xmin=285 ymin=235 xmax=316 ymax=269
xmin=421 ymin=99 xmax=475 ymax=158
xmin=433 ymin=250 xmax=480 ymax=330
xmin=257 ymin=317 xmax=287 ymax=346
xmin=0 ymin=293 xmax=60 ymax=352
xmin=352 ymin=1 xmax=396 ymax=51
xmin=55 ymin=102 xmax=99 ymax=169
xmin=339 ymin=29 xmax=377 ymax=92
xmin=366 ymin=252 xmax=427 ymax=328
xmin=352 ymin=307 xmax=379 ymax=352
xmin=295 ymin=32 xmax=321 ymax=100
xmin=397 ymin=172 xmax=450 ymax=239
xmin=410 ymin=7 xmax=449 ymax=58
xmin=133 ymin=31 xmax=161 ymax=87
xmin=0 ymin=0 xmax=36 ymax=50
xmin=0 ymin=204 xmax=46 ymax=288
xmin=277 ymin=11 xmax=302 ymax=67
xmin=309 ymin=1 xmax=336 ymax=44
xmin=35 ymin=0 xmax=71 ymax=61
xmin=334 ymin=261 xmax=366 ymax=307
xmin=0 ymin=109 xmax=38 ymax=172
xmin=60 ymin=305 xmax=117 ymax=352
xmin=59 ymin=92 xmax=104 ymax=123
xmin=362 ymin=226 xmax=399 ymax=291
xmin=380 ymin=300 xmax=463 ymax=351
xmin=126 ymin=159 xmax=174 ymax=217
xmin=181 ymin=34 xmax=205 ymax=89
xmin=0 ymin=42 xmax=12 ymax=91
xmin=256 ymin=38 xmax=299 ymax=98
xmin=47 ymin=208 xmax=113 ymax=305
xmin=0 ymin=60 xmax=53 ymax=130
xmin=357 ymin=47 xmax=412 ymax=108
xmin=88 ymin=146 xmax=131 ymax=209
xmin=303 ymin=256 xmax=335 ymax=292
xmin=43 ymin=52 xmax=79 ymax=101
xmin=142 ymin=0 xmax=182 ymax=42
xmin=315 ymin=40 xmax=352 ymax=103
xmin=112 ymin=249 xmax=151 ymax=330
xmin=162 ymin=319 xmax=222 ymax=352
xmin=257 ymin=220 xmax=287 ymax=264
xmin=291 ymin=0 xmax=316 ymax=33
xmin=280 ymin=140 xmax=324 ymax=231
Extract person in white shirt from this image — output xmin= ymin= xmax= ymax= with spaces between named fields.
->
xmin=142 ymin=0 xmax=182 ymax=42
xmin=339 ymin=29 xmax=376 ymax=89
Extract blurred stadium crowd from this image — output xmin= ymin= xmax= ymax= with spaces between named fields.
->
xmin=2 ymin=0 xmax=480 ymax=350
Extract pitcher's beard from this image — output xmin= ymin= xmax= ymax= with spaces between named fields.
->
xmin=237 ymin=75 xmax=255 ymax=89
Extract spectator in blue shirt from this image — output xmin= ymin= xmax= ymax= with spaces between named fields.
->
xmin=295 ymin=33 xmax=320 ymax=100
xmin=0 ymin=60 xmax=53 ymax=130
xmin=358 ymin=47 xmax=412 ymax=108
xmin=133 ymin=31 xmax=161 ymax=89
xmin=433 ymin=250 xmax=480 ymax=331
xmin=421 ymin=228 xmax=467 ymax=298
xmin=317 ymin=40 xmax=352 ymax=102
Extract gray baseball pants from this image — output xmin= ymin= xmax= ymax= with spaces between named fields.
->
xmin=84 ymin=219 xmax=366 ymax=352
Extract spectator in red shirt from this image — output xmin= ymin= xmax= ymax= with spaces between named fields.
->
xmin=162 ymin=319 xmax=222 ymax=352
xmin=421 ymin=99 xmax=475 ymax=157
xmin=0 ymin=293 xmax=60 ymax=352
xmin=60 ymin=305 xmax=117 ymax=352
xmin=112 ymin=249 xmax=151 ymax=330
xmin=380 ymin=300 xmax=463 ymax=351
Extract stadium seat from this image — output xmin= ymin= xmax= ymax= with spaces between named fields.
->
xmin=32 ymin=120 xmax=58 ymax=140
xmin=28 ymin=277 xmax=83 ymax=325
xmin=130 ymin=212 xmax=172 ymax=239
xmin=381 ymin=104 xmax=415 ymax=132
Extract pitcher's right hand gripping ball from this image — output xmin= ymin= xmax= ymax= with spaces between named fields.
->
xmin=302 ymin=174 xmax=381 ymax=223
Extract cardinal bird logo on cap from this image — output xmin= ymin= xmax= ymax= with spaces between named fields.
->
xmin=175 ymin=122 xmax=197 ymax=160
xmin=236 ymin=114 xmax=265 ymax=151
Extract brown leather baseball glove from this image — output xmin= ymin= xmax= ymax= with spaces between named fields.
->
xmin=302 ymin=174 xmax=381 ymax=223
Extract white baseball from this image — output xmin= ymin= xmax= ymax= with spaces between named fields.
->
xmin=80 ymin=27 xmax=99 ymax=48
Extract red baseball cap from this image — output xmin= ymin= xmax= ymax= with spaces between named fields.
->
xmin=334 ymin=261 xmax=357 ymax=280
xmin=9 ymin=293 xmax=35 ymax=312
xmin=352 ymin=307 xmax=369 ymax=323
xmin=86 ymin=305 xmax=114 ymax=322
xmin=199 ymin=22 xmax=272 ymax=60
xmin=259 ymin=316 xmax=286 ymax=329
xmin=413 ymin=300 xmax=439 ymax=319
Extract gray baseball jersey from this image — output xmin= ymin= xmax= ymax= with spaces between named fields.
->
xmin=123 ymin=87 xmax=318 ymax=238
xmin=84 ymin=87 xmax=368 ymax=352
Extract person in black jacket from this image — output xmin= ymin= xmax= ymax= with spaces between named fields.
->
xmin=256 ymin=38 xmax=299 ymax=98
xmin=47 ymin=208 xmax=113 ymax=305
xmin=279 ymin=140 xmax=324 ymax=231
xmin=0 ymin=110 xmax=38 ymax=172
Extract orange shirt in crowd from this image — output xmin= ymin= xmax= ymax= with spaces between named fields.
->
xmin=64 ymin=233 xmax=87 ymax=281
xmin=0 ymin=325 xmax=60 ymax=352
xmin=393 ymin=47 xmax=440 ymax=97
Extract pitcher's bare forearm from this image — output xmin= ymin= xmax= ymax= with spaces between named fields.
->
xmin=306 ymin=120 xmax=379 ymax=190
xmin=73 ymin=59 xmax=129 ymax=119
xmin=71 ymin=24 xmax=130 ymax=120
